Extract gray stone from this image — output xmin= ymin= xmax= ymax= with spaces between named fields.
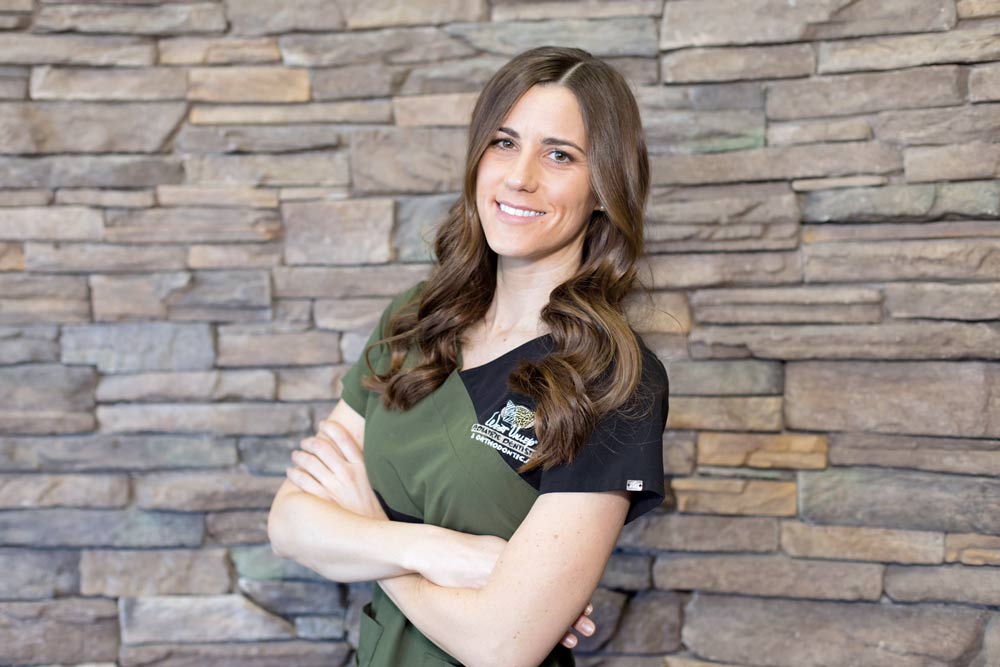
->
xmin=655 ymin=553 xmax=883 ymax=600
xmin=280 ymin=26 xmax=474 ymax=67
xmin=0 ymin=33 xmax=154 ymax=66
xmin=273 ymin=264 xmax=430 ymax=298
xmin=103 ymin=206 xmax=282 ymax=243
xmin=0 ymin=508 xmax=203 ymax=547
xmin=619 ymin=513 xmax=778 ymax=553
xmin=0 ymin=205 xmax=102 ymax=239
xmin=25 ymin=242 xmax=188 ymax=272
xmin=651 ymin=142 xmax=900 ymax=185
xmin=819 ymin=23 xmax=1000 ymax=73
xmin=605 ymin=589 xmax=683 ymax=652
xmin=349 ymin=127 xmax=465 ymax=194
xmin=0 ymin=434 xmax=236 ymax=472
xmin=98 ymin=403 xmax=312 ymax=436
xmin=283 ymin=198 xmax=393 ymax=265
xmin=134 ymin=471 xmax=281 ymax=511
xmin=800 ymin=466 xmax=1000 ymax=534
xmin=183 ymin=152 xmax=349 ymax=187
xmin=829 ymin=431 xmax=1000 ymax=477
xmin=0 ymin=473 xmax=128 ymax=508
xmin=119 ymin=594 xmax=294 ymax=644
xmin=885 ymin=282 xmax=1000 ymax=321
xmin=97 ymin=369 xmax=275 ymax=402
xmin=0 ymin=101 xmax=185 ymax=153
xmin=119 ymin=639 xmax=350 ymax=667
xmin=0 ymin=154 xmax=184 ymax=189
xmin=690 ymin=321 xmax=1000 ymax=360
xmin=767 ymin=66 xmax=963 ymax=120
xmin=81 ymin=548 xmax=230 ymax=596
xmin=787 ymin=361 xmax=1000 ymax=438
xmin=204 ymin=510 xmax=269 ymax=545
xmin=217 ymin=325 xmax=342 ymax=366
xmin=0 ymin=598 xmax=118 ymax=664
xmin=805 ymin=239 xmax=1000 ymax=282
xmin=0 ymin=547 xmax=78 ymax=599
xmin=886 ymin=563 xmax=1000 ymax=605
xmin=660 ymin=359 xmax=781 ymax=395
xmin=683 ymin=593 xmax=988 ymax=667
xmin=661 ymin=0 xmax=956 ymax=49
xmin=175 ymin=123 xmax=345 ymax=153
xmin=34 ymin=3 xmax=226 ymax=34
xmin=61 ymin=322 xmax=215 ymax=372
xmin=30 ymin=64 xmax=187 ymax=100
xmin=444 ymin=17 xmax=658 ymax=57
xmin=239 ymin=577 xmax=345 ymax=615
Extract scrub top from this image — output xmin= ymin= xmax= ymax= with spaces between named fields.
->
xmin=340 ymin=279 xmax=669 ymax=667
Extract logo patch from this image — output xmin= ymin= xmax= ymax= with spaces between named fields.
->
xmin=626 ymin=479 xmax=643 ymax=491
xmin=470 ymin=399 xmax=539 ymax=464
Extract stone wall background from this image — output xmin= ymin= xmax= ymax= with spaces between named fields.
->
xmin=2 ymin=0 xmax=1000 ymax=665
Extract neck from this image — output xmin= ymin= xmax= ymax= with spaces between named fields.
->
xmin=485 ymin=243 xmax=583 ymax=336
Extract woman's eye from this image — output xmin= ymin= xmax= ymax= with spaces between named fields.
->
xmin=550 ymin=150 xmax=571 ymax=163
xmin=491 ymin=138 xmax=513 ymax=149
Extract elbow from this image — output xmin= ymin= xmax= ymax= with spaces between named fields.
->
xmin=266 ymin=498 xmax=295 ymax=559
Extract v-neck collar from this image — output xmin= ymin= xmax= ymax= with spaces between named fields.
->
xmin=457 ymin=333 xmax=554 ymax=375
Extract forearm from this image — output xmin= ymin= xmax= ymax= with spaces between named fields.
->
xmin=378 ymin=574 xmax=499 ymax=667
xmin=268 ymin=489 xmax=438 ymax=583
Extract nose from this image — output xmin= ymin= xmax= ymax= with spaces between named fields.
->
xmin=504 ymin=148 xmax=537 ymax=191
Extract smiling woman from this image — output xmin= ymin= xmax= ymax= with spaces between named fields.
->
xmin=268 ymin=45 xmax=668 ymax=667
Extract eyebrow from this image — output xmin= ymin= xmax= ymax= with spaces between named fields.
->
xmin=497 ymin=126 xmax=585 ymax=154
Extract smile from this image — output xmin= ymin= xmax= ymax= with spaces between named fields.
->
xmin=496 ymin=200 xmax=546 ymax=218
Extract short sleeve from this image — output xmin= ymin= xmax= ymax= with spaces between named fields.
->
xmin=338 ymin=280 xmax=425 ymax=415
xmin=538 ymin=345 xmax=669 ymax=525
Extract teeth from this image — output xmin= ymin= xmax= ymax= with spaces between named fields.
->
xmin=499 ymin=202 xmax=544 ymax=217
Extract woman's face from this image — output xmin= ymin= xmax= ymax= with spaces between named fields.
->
xmin=475 ymin=83 xmax=599 ymax=267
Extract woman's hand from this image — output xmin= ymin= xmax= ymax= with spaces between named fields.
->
xmin=286 ymin=419 xmax=387 ymax=521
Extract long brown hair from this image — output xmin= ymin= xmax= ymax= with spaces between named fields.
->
xmin=358 ymin=45 xmax=656 ymax=473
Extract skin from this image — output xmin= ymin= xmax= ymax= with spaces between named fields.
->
xmin=283 ymin=83 xmax=625 ymax=664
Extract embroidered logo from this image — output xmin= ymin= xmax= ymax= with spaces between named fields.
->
xmin=470 ymin=399 xmax=539 ymax=464
xmin=626 ymin=479 xmax=643 ymax=491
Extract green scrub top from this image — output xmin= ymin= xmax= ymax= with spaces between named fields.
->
xmin=339 ymin=280 xmax=669 ymax=667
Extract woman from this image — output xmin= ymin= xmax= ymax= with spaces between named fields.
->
xmin=268 ymin=45 xmax=670 ymax=667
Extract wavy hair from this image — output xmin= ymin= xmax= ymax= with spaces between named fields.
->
xmin=358 ymin=45 xmax=656 ymax=473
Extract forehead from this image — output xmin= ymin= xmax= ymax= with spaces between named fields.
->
xmin=500 ymin=84 xmax=588 ymax=149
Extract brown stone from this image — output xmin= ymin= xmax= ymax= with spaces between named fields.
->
xmin=787 ymin=361 xmax=1000 ymax=439
xmin=671 ymin=477 xmax=796 ymax=516
xmin=667 ymin=396 xmax=783 ymax=431
xmin=781 ymin=520 xmax=943 ymax=563
xmin=698 ymin=432 xmax=827 ymax=469
xmin=662 ymin=44 xmax=813 ymax=83
xmin=654 ymin=553 xmax=883 ymax=600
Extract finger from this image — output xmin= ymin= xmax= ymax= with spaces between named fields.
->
xmin=301 ymin=436 xmax=349 ymax=477
xmin=572 ymin=613 xmax=595 ymax=637
xmin=291 ymin=449 xmax=343 ymax=492
xmin=286 ymin=466 xmax=333 ymax=500
xmin=585 ymin=602 xmax=593 ymax=615
xmin=320 ymin=419 xmax=364 ymax=464
xmin=561 ymin=632 xmax=578 ymax=648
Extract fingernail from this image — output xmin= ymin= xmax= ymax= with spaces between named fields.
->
xmin=566 ymin=636 xmax=576 ymax=646
xmin=582 ymin=621 xmax=594 ymax=633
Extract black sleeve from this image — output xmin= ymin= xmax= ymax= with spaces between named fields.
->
xmin=538 ymin=345 xmax=669 ymax=525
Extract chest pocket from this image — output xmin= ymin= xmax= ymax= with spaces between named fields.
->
xmin=356 ymin=602 xmax=383 ymax=667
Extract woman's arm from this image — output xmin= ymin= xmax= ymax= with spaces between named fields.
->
xmin=377 ymin=490 xmax=629 ymax=667
xmin=268 ymin=398 xmax=444 ymax=582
